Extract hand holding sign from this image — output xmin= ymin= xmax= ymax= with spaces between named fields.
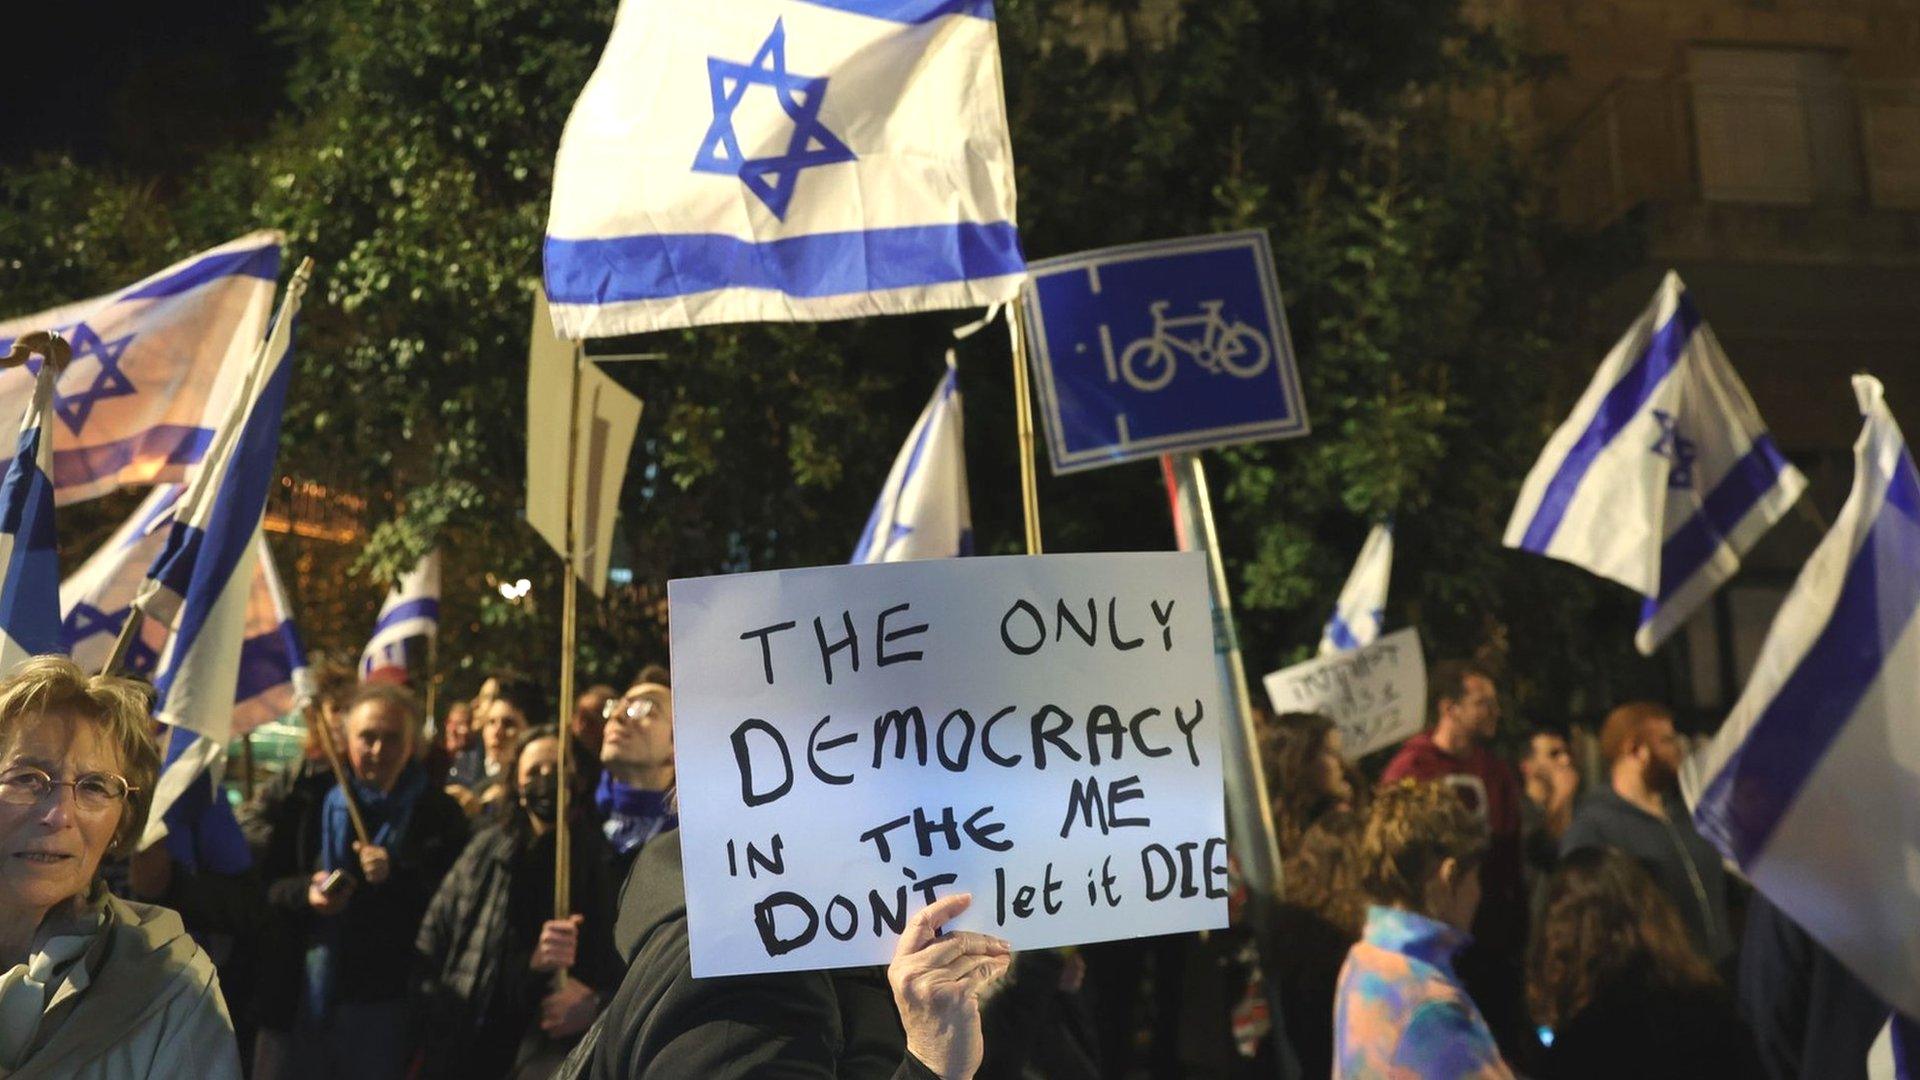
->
xmin=888 ymin=893 xmax=1011 ymax=1080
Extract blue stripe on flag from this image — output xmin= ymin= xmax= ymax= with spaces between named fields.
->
xmin=1693 ymin=449 xmax=1920 ymax=865
xmin=544 ymin=222 xmax=1024 ymax=306
xmin=1639 ymin=435 xmax=1793 ymax=626
xmin=791 ymin=0 xmax=995 ymax=22
xmin=234 ymin=621 xmax=300 ymax=703
xmin=370 ymin=597 xmax=440 ymax=637
xmin=121 ymin=244 xmax=281 ymax=301
xmin=52 ymin=425 xmax=214 ymax=490
xmin=1518 ymin=295 xmax=1703 ymax=552
xmin=154 ymin=335 xmax=295 ymax=700
xmin=1324 ymin=615 xmax=1361 ymax=652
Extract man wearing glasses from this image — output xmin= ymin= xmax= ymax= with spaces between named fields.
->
xmin=595 ymin=665 xmax=676 ymax=883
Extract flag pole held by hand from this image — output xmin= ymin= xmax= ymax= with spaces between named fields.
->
xmin=309 ymin=701 xmax=372 ymax=848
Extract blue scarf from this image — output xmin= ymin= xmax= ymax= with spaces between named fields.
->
xmin=305 ymin=763 xmax=430 ymax=1017
xmin=595 ymin=772 xmax=675 ymax=855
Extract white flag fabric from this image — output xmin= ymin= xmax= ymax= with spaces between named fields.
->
xmin=1503 ymin=271 xmax=1805 ymax=654
xmin=1682 ymin=375 xmax=1920 ymax=1019
xmin=1318 ymin=523 xmax=1392 ymax=656
xmin=852 ymin=362 xmax=972 ymax=563
xmin=544 ymin=0 xmax=1024 ymax=337
xmin=0 ymin=232 xmax=281 ymax=504
xmin=359 ymin=551 xmax=441 ymax=681
xmin=59 ymin=484 xmax=310 ymax=736
xmin=132 ymin=271 xmax=303 ymax=847
xmin=0 ymin=359 xmax=63 ymax=675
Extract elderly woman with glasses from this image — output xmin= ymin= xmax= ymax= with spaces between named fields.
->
xmin=0 ymin=656 xmax=240 ymax=1078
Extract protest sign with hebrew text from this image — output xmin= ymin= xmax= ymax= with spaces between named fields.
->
xmin=669 ymin=552 xmax=1229 ymax=976
xmin=1262 ymin=627 xmax=1426 ymax=758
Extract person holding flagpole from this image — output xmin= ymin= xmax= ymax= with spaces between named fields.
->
xmin=253 ymin=683 xmax=467 ymax=1080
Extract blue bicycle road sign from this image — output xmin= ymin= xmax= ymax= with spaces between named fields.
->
xmin=1021 ymin=231 xmax=1308 ymax=474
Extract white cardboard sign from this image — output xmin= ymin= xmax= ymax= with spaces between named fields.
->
xmin=1262 ymin=627 xmax=1426 ymax=758
xmin=668 ymin=552 xmax=1229 ymax=977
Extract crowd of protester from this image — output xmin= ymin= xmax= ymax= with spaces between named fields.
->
xmin=0 ymin=641 xmax=1901 ymax=1078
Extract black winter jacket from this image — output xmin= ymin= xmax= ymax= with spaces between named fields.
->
xmin=558 ymin=829 xmax=938 ymax=1080
xmin=415 ymin=821 xmax=623 ymax=1080
xmin=244 ymin=759 xmax=469 ymax=1029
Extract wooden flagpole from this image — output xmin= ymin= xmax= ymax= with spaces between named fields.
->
xmin=554 ymin=342 xmax=582 ymax=924
xmin=1007 ymin=299 xmax=1044 ymax=554
xmin=309 ymin=701 xmax=372 ymax=847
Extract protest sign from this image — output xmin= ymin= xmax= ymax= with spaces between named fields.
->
xmin=669 ymin=552 xmax=1229 ymax=977
xmin=1262 ymin=627 xmax=1426 ymax=758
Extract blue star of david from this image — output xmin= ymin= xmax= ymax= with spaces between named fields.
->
xmin=1649 ymin=409 xmax=1698 ymax=489
xmin=49 ymin=323 xmax=137 ymax=436
xmin=692 ymin=19 xmax=857 ymax=220
xmin=62 ymin=603 xmax=160 ymax=677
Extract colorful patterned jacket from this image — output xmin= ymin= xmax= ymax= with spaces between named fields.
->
xmin=1333 ymin=905 xmax=1514 ymax=1079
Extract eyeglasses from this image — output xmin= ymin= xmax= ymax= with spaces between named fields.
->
xmin=0 ymin=767 xmax=137 ymax=814
xmin=603 ymin=694 xmax=666 ymax=727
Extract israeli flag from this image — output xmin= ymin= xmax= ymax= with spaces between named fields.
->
xmin=1503 ymin=272 xmax=1805 ymax=654
xmin=852 ymin=361 xmax=972 ymax=563
xmin=59 ymin=484 xmax=311 ymax=735
xmin=131 ymin=269 xmax=304 ymax=846
xmin=0 ymin=232 xmax=281 ymax=504
xmin=544 ymin=0 xmax=1025 ymax=337
xmin=1683 ymin=375 xmax=1920 ymax=1021
xmin=1318 ymin=523 xmax=1392 ymax=656
xmin=359 ymin=551 xmax=441 ymax=681
xmin=0 ymin=358 xmax=63 ymax=675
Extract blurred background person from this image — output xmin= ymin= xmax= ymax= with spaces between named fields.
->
xmin=416 ymin=725 xmax=621 ymax=1079
xmin=1264 ymin=712 xmax=1359 ymax=854
xmin=1518 ymin=724 xmax=1579 ymax=921
xmin=1561 ymin=702 xmax=1735 ymax=970
xmin=1274 ymin=810 xmax=1368 ymax=1079
xmin=255 ymin=683 xmax=468 ymax=1080
xmin=1334 ymin=780 xmax=1509 ymax=1079
xmin=449 ymin=674 xmax=540 ymax=817
xmin=425 ymin=700 xmax=473 ymax=785
xmin=571 ymin=684 xmax=615 ymax=796
xmin=0 ymin=656 xmax=240 ymax=1076
xmin=1527 ymin=847 xmax=1757 ymax=1077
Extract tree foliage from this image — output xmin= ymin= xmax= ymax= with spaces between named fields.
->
xmin=0 ymin=0 xmax=1657 ymax=718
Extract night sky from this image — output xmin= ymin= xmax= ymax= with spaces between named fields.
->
xmin=3 ymin=0 xmax=283 ymax=177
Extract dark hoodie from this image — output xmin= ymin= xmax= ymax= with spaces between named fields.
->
xmin=559 ymin=829 xmax=938 ymax=1080
xmin=1560 ymin=786 xmax=1734 ymax=965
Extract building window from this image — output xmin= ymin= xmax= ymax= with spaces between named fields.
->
xmin=1688 ymin=46 xmax=1863 ymax=206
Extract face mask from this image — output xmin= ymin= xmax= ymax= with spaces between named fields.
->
xmin=521 ymin=773 xmax=559 ymax=823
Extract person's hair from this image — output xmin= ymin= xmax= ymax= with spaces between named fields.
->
xmin=1260 ymin=712 xmax=1341 ymax=852
xmin=1598 ymin=702 xmax=1673 ymax=766
xmin=1526 ymin=723 xmax=1568 ymax=748
xmin=630 ymin=663 xmax=670 ymax=691
xmin=1357 ymin=780 xmax=1489 ymax=915
xmin=1283 ymin=809 xmax=1367 ymax=938
xmin=1527 ymin=846 xmax=1718 ymax=1029
xmin=1427 ymin=659 xmax=1495 ymax=726
xmin=0 ymin=656 xmax=161 ymax=859
xmin=489 ymin=674 xmax=548 ymax=730
xmin=343 ymin=682 xmax=425 ymax=740
xmin=496 ymin=724 xmax=560 ymax=836
xmin=580 ymin=684 xmax=618 ymax=704
xmin=299 ymin=658 xmax=357 ymax=761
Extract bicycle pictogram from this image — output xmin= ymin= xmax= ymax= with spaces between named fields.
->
xmin=1115 ymin=300 xmax=1272 ymax=392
